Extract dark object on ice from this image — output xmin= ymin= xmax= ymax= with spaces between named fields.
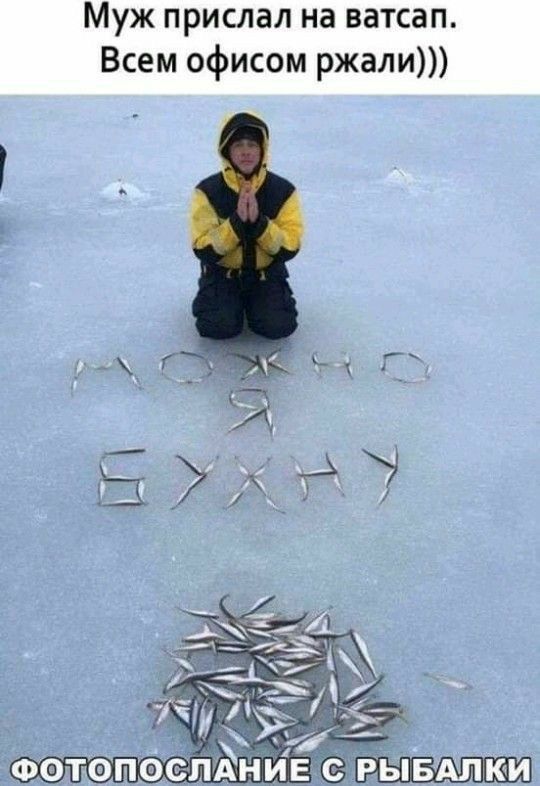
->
xmin=192 ymin=263 xmax=298 ymax=340
xmin=0 ymin=145 xmax=6 ymax=192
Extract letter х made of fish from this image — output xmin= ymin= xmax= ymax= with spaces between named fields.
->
xmin=226 ymin=457 xmax=284 ymax=513
xmin=361 ymin=445 xmax=398 ymax=505
xmin=71 ymin=355 xmax=142 ymax=395
xmin=228 ymin=388 xmax=275 ymax=439
xmin=171 ymin=454 xmax=219 ymax=509
xmin=312 ymin=351 xmax=353 ymax=379
xmin=230 ymin=349 xmax=291 ymax=380
xmin=292 ymin=453 xmax=345 ymax=500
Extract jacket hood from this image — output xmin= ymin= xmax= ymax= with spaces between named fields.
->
xmin=218 ymin=111 xmax=270 ymax=192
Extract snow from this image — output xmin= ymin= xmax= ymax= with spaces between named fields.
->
xmin=0 ymin=96 xmax=538 ymax=782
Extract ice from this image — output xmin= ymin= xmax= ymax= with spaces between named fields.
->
xmin=0 ymin=96 xmax=538 ymax=781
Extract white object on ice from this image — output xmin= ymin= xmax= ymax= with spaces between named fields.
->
xmin=384 ymin=166 xmax=415 ymax=187
xmin=100 ymin=178 xmax=148 ymax=201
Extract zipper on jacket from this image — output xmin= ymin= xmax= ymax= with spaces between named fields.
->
xmin=243 ymin=235 xmax=256 ymax=270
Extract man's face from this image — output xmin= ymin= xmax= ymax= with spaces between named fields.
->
xmin=228 ymin=138 xmax=262 ymax=176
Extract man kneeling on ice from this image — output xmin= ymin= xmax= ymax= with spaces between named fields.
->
xmin=190 ymin=111 xmax=304 ymax=339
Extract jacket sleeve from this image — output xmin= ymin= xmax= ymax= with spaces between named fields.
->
xmin=251 ymin=189 xmax=304 ymax=264
xmin=190 ymin=188 xmax=245 ymax=266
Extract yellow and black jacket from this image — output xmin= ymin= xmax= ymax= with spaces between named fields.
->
xmin=190 ymin=112 xmax=304 ymax=272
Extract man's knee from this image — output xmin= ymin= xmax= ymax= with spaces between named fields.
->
xmin=195 ymin=314 xmax=243 ymax=339
xmin=192 ymin=273 xmax=243 ymax=339
xmin=249 ymin=311 xmax=298 ymax=340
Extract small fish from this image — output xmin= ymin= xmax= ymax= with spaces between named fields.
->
xmin=223 ymin=700 xmax=242 ymax=724
xmin=164 ymin=664 xmax=192 ymax=693
xmin=338 ymin=704 xmax=382 ymax=728
xmin=172 ymin=642 xmax=213 ymax=653
xmin=212 ymin=618 xmax=251 ymax=644
xmin=309 ymin=685 xmax=327 ymax=721
xmin=183 ymin=627 xmax=226 ymax=644
xmin=336 ymin=647 xmax=364 ymax=681
xmin=98 ymin=479 xmax=107 ymax=504
xmin=361 ymin=448 xmax=395 ymax=469
xmin=343 ymin=674 xmax=384 ymax=704
xmin=423 ymin=672 xmax=473 ymax=690
xmin=219 ymin=723 xmax=252 ymax=749
xmin=71 ymin=359 xmax=86 ymax=395
xmin=329 ymin=671 xmax=340 ymax=720
xmin=304 ymin=610 xmax=332 ymax=634
xmin=162 ymin=650 xmax=194 ymax=670
xmin=349 ymin=630 xmax=378 ymax=680
xmin=289 ymin=726 xmax=339 ymax=754
xmin=169 ymin=700 xmax=191 ymax=726
xmin=135 ymin=479 xmax=147 ymax=504
xmin=116 ymin=355 xmax=142 ymax=388
xmin=333 ymin=731 xmax=388 ymax=742
xmin=252 ymin=654 xmax=281 ymax=676
xmin=241 ymin=595 xmax=276 ymax=617
xmin=227 ymin=406 xmax=266 ymax=434
xmin=147 ymin=700 xmax=172 ymax=729
xmin=189 ymin=697 xmax=200 ymax=744
xmin=282 ymin=661 xmax=323 ymax=677
xmin=177 ymin=607 xmax=219 ymax=620
xmin=377 ymin=486 xmax=391 ymax=506
xmin=216 ymin=738 xmax=238 ymax=763
xmin=251 ymin=477 xmax=285 ymax=513
xmin=225 ymin=478 xmax=251 ymax=508
xmin=99 ymin=499 xmax=142 ymax=507
xmin=255 ymin=720 xmax=298 ymax=745
xmin=198 ymin=700 xmax=217 ymax=745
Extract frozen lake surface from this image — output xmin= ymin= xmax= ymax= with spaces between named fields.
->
xmin=0 ymin=96 xmax=538 ymax=784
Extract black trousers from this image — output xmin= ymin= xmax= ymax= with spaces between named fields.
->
xmin=192 ymin=263 xmax=298 ymax=340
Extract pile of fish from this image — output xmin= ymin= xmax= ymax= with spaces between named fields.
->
xmin=148 ymin=596 xmax=404 ymax=757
